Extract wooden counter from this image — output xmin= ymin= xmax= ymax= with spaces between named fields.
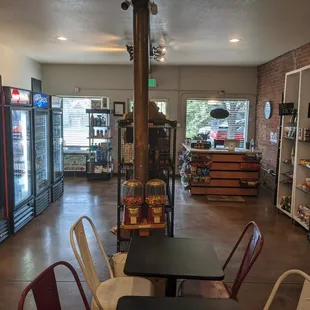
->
xmin=182 ymin=144 xmax=261 ymax=196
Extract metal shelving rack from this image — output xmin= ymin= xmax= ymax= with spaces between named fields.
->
xmin=116 ymin=119 xmax=177 ymax=252
xmin=86 ymin=109 xmax=113 ymax=181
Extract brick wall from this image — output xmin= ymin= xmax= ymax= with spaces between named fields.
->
xmin=256 ymin=42 xmax=310 ymax=189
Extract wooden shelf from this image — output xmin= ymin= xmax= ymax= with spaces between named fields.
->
xmin=296 ymin=186 xmax=310 ymax=195
xmin=298 ymin=164 xmax=310 ymax=169
xmin=121 ymin=222 xmax=166 ymax=230
xmin=281 ymin=172 xmax=294 ymax=179
xmin=280 ymin=181 xmax=293 ymax=188
xmin=121 ymin=219 xmax=166 ymax=237
xmin=282 ymin=160 xmax=294 ymax=166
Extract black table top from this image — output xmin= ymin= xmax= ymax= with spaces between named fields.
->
xmin=124 ymin=236 xmax=224 ymax=280
xmin=117 ymin=297 xmax=241 ymax=310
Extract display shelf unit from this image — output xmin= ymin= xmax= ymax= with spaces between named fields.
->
xmin=86 ymin=109 xmax=113 ymax=181
xmin=277 ymin=66 xmax=310 ymax=233
xmin=116 ymin=119 xmax=177 ymax=252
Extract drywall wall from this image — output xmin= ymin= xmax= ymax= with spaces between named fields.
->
xmin=42 ymin=64 xmax=257 ymax=149
xmin=256 ymin=42 xmax=310 ymax=190
xmin=0 ymin=44 xmax=41 ymax=89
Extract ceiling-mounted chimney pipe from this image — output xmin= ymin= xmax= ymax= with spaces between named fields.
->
xmin=132 ymin=0 xmax=149 ymax=185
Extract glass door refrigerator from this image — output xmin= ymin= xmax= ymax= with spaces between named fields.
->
xmin=33 ymin=93 xmax=50 ymax=216
xmin=50 ymin=96 xmax=64 ymax=202
xmin=1 ymin=87 xmax=34 ymax=234
xmin=0 ymin=82 xmax=9 ymax=243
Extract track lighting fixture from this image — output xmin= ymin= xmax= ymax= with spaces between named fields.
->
xmin=125 ymin=44 xmax=166 ymax=62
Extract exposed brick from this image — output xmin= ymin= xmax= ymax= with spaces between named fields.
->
xmin=256 ymin=42 xmax=310 ymax=172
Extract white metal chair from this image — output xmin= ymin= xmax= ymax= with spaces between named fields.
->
xmin=264 ymin=269 xmax=310 ymax=310
xmin=70 ymin=216 xmax=154 ymax=310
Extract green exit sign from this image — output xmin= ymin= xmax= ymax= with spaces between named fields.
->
xmin=148 ymin=78 xmax=156 ymax=88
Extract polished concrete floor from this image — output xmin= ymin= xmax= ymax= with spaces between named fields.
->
xmin=0 ymin=177 xmax=310 ymax=309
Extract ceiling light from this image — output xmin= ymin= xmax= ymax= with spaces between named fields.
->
xmin=159 ymin=57 xmax=165 ymax=62
xmin=56 ymin=36 xmax=68 ymax=41
xmin=162 ymin=47 xmax=167 ymax=53
xmin=229 ymin=38 xmax=240 ymax=43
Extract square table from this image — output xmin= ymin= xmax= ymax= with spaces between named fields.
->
xmin=124 ymin=236 xmax=224 ymax=296
xmin=117 ymin=296 xmax=241 ymax=310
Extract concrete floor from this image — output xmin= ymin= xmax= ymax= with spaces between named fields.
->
xmin=0 ymin=177 xmax=310 ymax=309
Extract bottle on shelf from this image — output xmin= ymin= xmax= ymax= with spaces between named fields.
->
xmin=250 ymin=139 xmax=255 ymax=152
xmin=100 ymin=130 xmax=104 ymax=137
xmin=96 ymin=129 xmax=100 ymax=137
xmin=291 ymin=146 xmax=295 ymax=164
xmin=102 ymin=116 xmax=106 ymax=127
xmin=91 ymin=114 xmax=95 ymax=126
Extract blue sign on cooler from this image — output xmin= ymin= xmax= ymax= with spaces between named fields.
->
xmin=33 ymin=93 xmax=49 ymax=108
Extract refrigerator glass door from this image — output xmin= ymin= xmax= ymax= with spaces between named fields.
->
xmin=12 ymin=109 xmax=32 ymax=207
xmin=35 ymin=111 xmax=49 ymax=194
xmin=53 ymin=112 xmax=63 ymax=181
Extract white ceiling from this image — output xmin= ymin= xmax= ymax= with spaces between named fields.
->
xmin=0 ymin=0 xmax=310 ymax=65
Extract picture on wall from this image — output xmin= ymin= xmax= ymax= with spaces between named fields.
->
xmin=114 ymin=101 xmax=125 ymax=116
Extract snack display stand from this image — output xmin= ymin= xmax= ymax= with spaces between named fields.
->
xmin=116 ymin=119 xmax=177 ymax=252
xmin=181 ymin=143 xmax=261 ymax=196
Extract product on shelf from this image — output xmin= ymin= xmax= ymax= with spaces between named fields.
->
xmin=300 ymin=159 xmax=310 ymax=168
xmin=123 ymin=143 xmax=134 ymax=164
xmin=283 ymin=159 xmax=293 ymax=165
xmin=190 ymin=140 xmax=211 ymax=149
xmin=298 ymin=128 xmax=310 ymax=141
xmin=297 ymin=205 xmax=310 ymax=227
xmin=122 ymin=179 xmax=143 ymax=225
xmin=279 ymin=196 xmax=291 ymax=213
xmin=301 ymin=178 xmax=310 ymax=190
xmin=291 ymin=146 xmax=295 ymax=164
xmin=282 ymin=171 xmax=294 ymax=178
xmin=239 ymin=179 xmax=259 ymax=187
xmin=284 ymin=126 xmax=296 ymax=139
xmin=146 ymin=179 xmax=168 ymax=224
xmin=280 ymin=179 xmax=293 ymax=186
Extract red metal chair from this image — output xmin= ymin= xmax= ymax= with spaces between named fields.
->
xmin=179 ymin=221 xmax=264 ymax=300
xmin=18 ymin=261 xmax=90 ymax=310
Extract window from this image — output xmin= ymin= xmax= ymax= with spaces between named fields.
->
xmin=63 ymin=97 xmax=100 ymax=147
xmin=128 ymin=99 xmax=168 ymax=116
xmin=186 ymin=99 xmax=249 ymax=146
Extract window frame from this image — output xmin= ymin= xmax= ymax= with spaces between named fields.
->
xmin=62 ymin=96 xmax=108 ymax=149
xmin=185 ymin=98 xmax=250 ymax=144
xmin=127 ymin=98 xmax=169 ymax=117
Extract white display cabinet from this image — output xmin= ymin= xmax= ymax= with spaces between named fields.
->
xmin=277 ymin=66 xmax=310 ymax=231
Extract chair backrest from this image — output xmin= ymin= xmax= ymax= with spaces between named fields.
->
xmin=18 ymin=261 xmax=90 ymax=310
xmin=70 ymin=216 xmax=114 ymax=309
xmin=223 ymin=221 xmax=264 ymax=299
xmin=263 ymin=269 xmax=310 ymax=310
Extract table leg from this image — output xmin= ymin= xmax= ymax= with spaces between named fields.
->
xmin=165 ymin=277 xmax=177 ymax=297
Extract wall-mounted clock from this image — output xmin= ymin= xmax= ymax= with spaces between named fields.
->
xmin=264 ymin=101 xmax=272 ymax=119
